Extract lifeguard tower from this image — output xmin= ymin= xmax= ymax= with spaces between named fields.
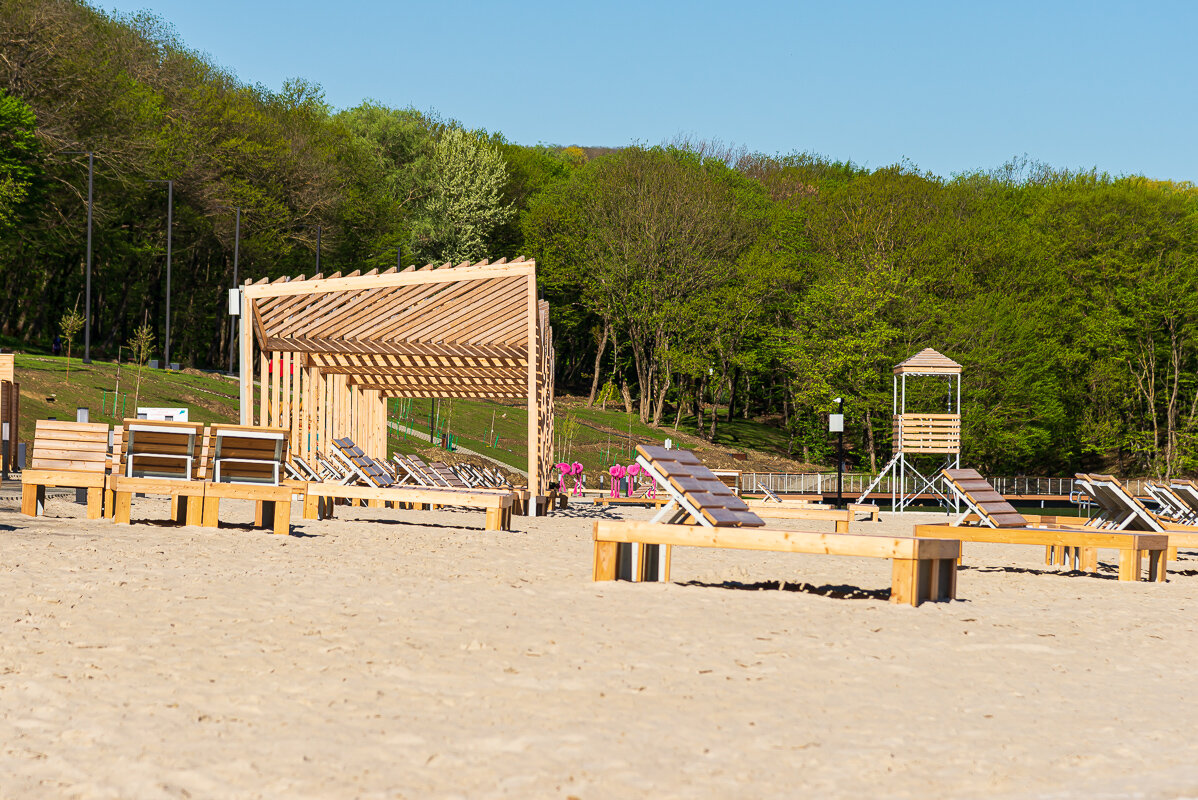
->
xmin=857 ymin=348 xmax=961 ymax=512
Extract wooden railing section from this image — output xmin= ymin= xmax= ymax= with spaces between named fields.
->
xmin=893 ymin=413 xmax=960 ymax=453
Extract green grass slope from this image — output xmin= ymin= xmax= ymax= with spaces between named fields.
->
xmin=7 ymin=356 xmax=815 ymax=476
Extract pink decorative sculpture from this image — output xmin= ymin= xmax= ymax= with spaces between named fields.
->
xmin=570 ymin=462 xmax=585 ymax=496
xmin=554 ymin=462 xmax=572 ymax=493
xmin=626 ymin=463 xmax=640 ymax=497
xmin=608 ymin=464 xmax=626 ymax=498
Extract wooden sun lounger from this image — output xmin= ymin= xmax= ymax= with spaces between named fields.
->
xmin=592 ymin=445 xmax=959 ymax=606
xmin=1170 ymin=480 xmax=1198 ymax=521
xmin=1144 ymin=482 xmax=1196 ymax=524
xmin=200 ymin=425 xmax=294 ymax=536
xmin=593 ymin=520 xmax=958 ymax=607
xmin=307 ymin=438 xmax=514 ymax=530
xmin=108 ymin=419 xmax=207 ymax=526
xmin=1069 ymin=473 xmax=1198 ymax=562
xmin=938 ymin=469 xmax=1168 ymax=581
xmin=21 ymin=420 xmax=111 ymax=519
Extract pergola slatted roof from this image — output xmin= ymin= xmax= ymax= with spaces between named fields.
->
xmin=238 ymin=257 xmax=555 ymax=496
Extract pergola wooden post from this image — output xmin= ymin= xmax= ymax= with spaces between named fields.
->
xmin=237 ymin=257 xmax=554 ymax=498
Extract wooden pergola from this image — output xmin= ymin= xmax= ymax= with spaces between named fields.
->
xmin=238 ymin=257 xmax=555 ymax=496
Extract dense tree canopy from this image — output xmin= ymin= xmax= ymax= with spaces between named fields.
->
xmin=1 ymin=0 xmax=1196 ymax=478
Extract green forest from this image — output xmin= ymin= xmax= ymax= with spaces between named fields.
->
xmin=1 ymin=0 xmax=1196 ymax=479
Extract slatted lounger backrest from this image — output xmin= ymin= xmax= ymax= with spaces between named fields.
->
xmin=636 ymin=445 xmax=764 ymax=527
xmin=331 ymin=438 xmax=393 ymax=488
xmin=31 ymin=420 xmax=110 ymax=473
xmin=1171 ymin=480 xmax=1198 ymax=515
xmin=123 ymin=419 xmax=205 ymax=480
xmin=430 ymin=462 xmax=470 ymax=488
xmin=407 ymin=455 xmax=450 ymax=487
xmin=941 ymin=469 xmax=1028 ymax=528
xmin=1076 ymin=473 xmax=1163 ymax=532
xmin=208 ymin=425 xmax=287 ymax=485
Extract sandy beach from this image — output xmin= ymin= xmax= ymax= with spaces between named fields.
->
xmin=3 ymin=496 xmax=1198 ymax=799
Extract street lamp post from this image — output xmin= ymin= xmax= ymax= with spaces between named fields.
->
xmin=217 ymin=206 xmax=241 ymax=374
xmin=831 ymin=397 xmax=845 ymax=508
xmin=146 ymin=179 xmax=173 ymax=367
xmin=65 ymin=151 xmax=94 ymax=363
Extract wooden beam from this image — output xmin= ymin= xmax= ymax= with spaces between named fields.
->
xmin=527 ymin=273 xmax=539 ymax=498
xmin=244 ymin=261 xmax=534 ymax=300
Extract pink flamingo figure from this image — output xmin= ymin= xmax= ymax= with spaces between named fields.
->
xmin=554 ymin=462 xmax=571 ymax=493
xmin=626 ymin=463 xmax=640 ymax=497
xmin=570 ymin=462 xmax=585 ymax=496
xmin=608 ymin=465 xmax=625 ymax=498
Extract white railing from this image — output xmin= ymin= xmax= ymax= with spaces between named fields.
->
xmin=741 ymin=472 xmax=1081 ymax=497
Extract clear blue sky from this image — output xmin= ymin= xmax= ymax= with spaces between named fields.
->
xmin=102 ymin=0 xmax=1198 ymax=182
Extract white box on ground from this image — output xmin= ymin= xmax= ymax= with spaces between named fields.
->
xmin=137 ymin=407 xmax=188 ymax=422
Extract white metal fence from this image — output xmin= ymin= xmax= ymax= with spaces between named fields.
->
xmin=741 ymin=473 xmax=1090 ymax=498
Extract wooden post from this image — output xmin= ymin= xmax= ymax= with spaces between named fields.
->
xmin=239 ymin=288 xmax=253 ymax=424
xmin=526 ymin=273 xmax=539 ymax=500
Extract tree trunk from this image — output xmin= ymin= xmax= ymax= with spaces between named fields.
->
xmin=651 ymin=371 xmax=671 ymax=427
xmin=587 ymin=321 xmax=611 ymax=406
xmin=620 ymin=380 xmax=634 ymax=415
xmin=864 ymin=406 xmax=877 ymax=473
xmin=695 ymin=378 xmax=705 ymax=434
xmin=708 ymin=377 xmax=725 ymax=442
xmin=726 ymin=367 xmax=740 ymax=423
xmin=673 ymin=380 xmax=685 ymax=431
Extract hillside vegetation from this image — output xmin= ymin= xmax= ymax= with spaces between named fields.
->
xmin=2 ymin=0 xmax=1197 ymax=478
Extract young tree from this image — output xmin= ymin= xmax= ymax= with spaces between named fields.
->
xmin=127 ymin=322 xmax=154 ymax=412
xmin=59 ymin=304 xmax=84 ymax=383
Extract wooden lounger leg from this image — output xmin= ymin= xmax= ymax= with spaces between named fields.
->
xmin=185 ymin=495 xmax=204 ymax=526
xmin=104 ymin=485 xmax=115 ymax=518
xmin=485 ymin=507 xmax=502 ymax=531
xmin=272 ymin=501 xmax=291 ymax=536
xmin=1117 ymin=549 xmax=1142 ymax=581
xmin=1168 ymin=547 xmax=1178 ymax=562
xmin=170 ymin=495 xmax=183 ymax=524
xmin=891 ymin=558 xmax=917 ymax=606
xmin=21 ymin=483 xmax=44 ymax=516
xmin=321 ymin=497 xmax=334 ymax=519
xmin=202 ymin=496 xmax=220 ymax=528
xmin=257 ymin=501 xmax=276 ymax=529
xmin=834 ymin=519 xmax=849 ymax=533
xmin=1081 ymin=547 xmax=1098 ymax=573
xmin=593 ymin=540 xmax=618 ymax=581
xmin=1149 ymin=548 xmax=1167 ymax=582
xmin=114 ymin=491 xmax=132 ymax=524
xmin=86 ymin=487 xmax=102 ymax=520
xmin=302 ymin=493 xmax=319 ymax=520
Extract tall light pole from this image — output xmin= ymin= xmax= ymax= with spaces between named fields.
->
xmin=65 ymin=151 xmax=94 ymax=363
xmin=217 ymin=206 xmax=241 ymax=374
xmin=146 ymin=180 xmax=173 ymax=367
xmin=831 ymin=397 xmax=845 ymax=508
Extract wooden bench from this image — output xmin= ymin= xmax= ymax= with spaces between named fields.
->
xmin=310 ymin=438 xmax=515 ymax=530
xmin=939 ymin=469 xmax=1169 ymax=581
xmin=108 ymin=419 xmax=207 ymax=526
xmin=592 ymin=445 xmax=959 ymax=606
xmin=200 ymin=425 xmax=294 ymax=536
xmin=594 ymin=520 xmax=959 ymax=607
xmin=303 ymin=481 xmax=514 ymax=531
xmin=21 ymin=420 xmax=111 ymax=519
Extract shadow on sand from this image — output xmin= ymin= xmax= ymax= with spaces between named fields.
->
xmin=680 ymin=578 xmax=891 ymax=603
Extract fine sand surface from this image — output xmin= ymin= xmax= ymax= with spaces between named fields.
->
xmin=3 ymin=496 xmax=1198 ymax=799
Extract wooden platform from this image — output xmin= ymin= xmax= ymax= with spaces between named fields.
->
xmin=912 ymin=523 xmax=1168 ymax=582
xmin=593 ymin=520 xmax=959 ymax=607
xmin=302 ymin=481 xmax=514 ymax=531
